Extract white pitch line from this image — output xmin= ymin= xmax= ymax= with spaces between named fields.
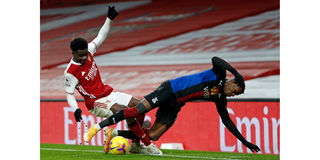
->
xmin=153 ymin=154 xmax=242 ymax=160
xmin=41 ymin=148 xmax=104 ymax=153
xmin=40 ymin=148 xmax=242 ymax=160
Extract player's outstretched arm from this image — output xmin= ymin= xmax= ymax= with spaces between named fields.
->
xmin=211 ymin=56 xmax=244 ymax=82
xmin=215 ymin=101 xmax=261 ymax=152
xmin=90 ymin=6 xmax=118 ymax=51
xmin=64 ymin=73 xmax=82 ymax=122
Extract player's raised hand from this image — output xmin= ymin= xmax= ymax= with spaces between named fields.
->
xmin=74 ymin=108 xmax=82 ymax=122
xmin=243 ymin=141 xmax=261 ymax=152
xmin=107 ymin=6 xmax=118 ymax=20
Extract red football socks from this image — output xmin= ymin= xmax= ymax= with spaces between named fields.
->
xmin=123 ymin=107 xmax=140 ymax=118
xmin=127 ymin=120 xmax=151 ymax=146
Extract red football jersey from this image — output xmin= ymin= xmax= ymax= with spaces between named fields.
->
xmin=64 ymin=52 xmax=113 ymax=110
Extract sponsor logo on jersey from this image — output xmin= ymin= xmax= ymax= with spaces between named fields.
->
xmin=203 ymin=86 xmax=210 ymax=98
xmin=76 ymin=85 xmax=96 ymax=99
xmin=85 ymin=61 xmax=97 ymax=80
xmin=152 ymin=97 xmax=158 ymax=104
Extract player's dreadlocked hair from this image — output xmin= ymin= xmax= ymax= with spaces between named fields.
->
xmin=234 ymin=78 xmax=245 ymax=94
xmin=70 ymin=37 xmax=88 ymax=52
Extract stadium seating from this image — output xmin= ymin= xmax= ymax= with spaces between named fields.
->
xmin=41 ymin=0 xmax=279 ymax=99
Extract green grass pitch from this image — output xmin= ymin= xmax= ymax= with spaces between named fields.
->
xmin=40 ymin=143 xmax=279 ymax=160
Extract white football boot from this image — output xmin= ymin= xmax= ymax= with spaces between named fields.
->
xmin=129 ymin=142 xmax=146 ymax=153
xmin=140 ymin=143 xmax=163 ymax=155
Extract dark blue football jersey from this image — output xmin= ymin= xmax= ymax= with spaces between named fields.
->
xmin=169 ymin=68 xmax=226 ymax=105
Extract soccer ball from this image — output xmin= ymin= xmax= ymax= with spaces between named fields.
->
xmin=109 ymin=136 xmax=129 ymax=154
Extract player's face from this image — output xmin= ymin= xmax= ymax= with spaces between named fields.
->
xmin=72 ymin=49 xmax=88 ymax=65
xmin=224 ymin=80 xmax=243 ymax=97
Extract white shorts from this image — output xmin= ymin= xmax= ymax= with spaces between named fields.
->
xmin=89 ymin=92 xmax=132 ymax=118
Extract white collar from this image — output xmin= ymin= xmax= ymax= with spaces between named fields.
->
xmin=71 ymin=58 xmax=81 ymax=65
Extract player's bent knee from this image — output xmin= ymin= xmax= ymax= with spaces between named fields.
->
xmin=110 ymin=103 xmax=129 ymax=114
xmin=128 ymin=97 xmax=141 ymax=108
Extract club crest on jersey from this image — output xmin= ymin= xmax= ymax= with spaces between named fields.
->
xmin=210 ymin=86 xmax=219 ymax=95
xmin=82 ymin=72 xmax=85 ymax=76
xmin=203 ymin=86 xmax=219 ymax=98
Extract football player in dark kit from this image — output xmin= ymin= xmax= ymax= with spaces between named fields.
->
xmin=84 ymin=56 xmax=261 ymax=153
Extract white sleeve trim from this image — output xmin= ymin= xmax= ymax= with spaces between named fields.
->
xmin=66 ymin=93 xmax=79 ymax=111
xmin=90 ymin=17 xmax=112 ymax=55
xmin=64 ymin=73 xmax=78 ymax=94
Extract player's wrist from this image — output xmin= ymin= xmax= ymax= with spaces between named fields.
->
xmin=75 ymin=108 xmax=82 ymax=112
xmin=242 ymin=140 xmax=249 ymax=145
xmin=74 ymin=108 xmax=82 ymax=122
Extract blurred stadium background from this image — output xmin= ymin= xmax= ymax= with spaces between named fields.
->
xmin=40 ymin=0 xmax=279 ymax=155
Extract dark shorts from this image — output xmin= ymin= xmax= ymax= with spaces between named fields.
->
xmin=144 ymin=81 xmax=182 ymax=127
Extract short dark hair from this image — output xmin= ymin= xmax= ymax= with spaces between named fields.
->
xmin=70 ymin=37 xmax=88 ymax=52
xmin=234 ymin=78 xmax=245 ymax=94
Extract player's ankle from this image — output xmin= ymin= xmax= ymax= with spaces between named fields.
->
xmin=111 ymin=129 xmax=118 ymax=137
xmin=145 ymin=142 xmax=153 ymax=147
xmin=94 ymin=124 xmax=101 ymax=131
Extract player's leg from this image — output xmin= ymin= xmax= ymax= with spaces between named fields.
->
xmin=124 ymin=98 xmax=149 ymax=154
xmin=109 ymin=121 xmax=151 ymax=140
xmin=127 ymin=96 xmax=146 ymax=140
xmin=127 ymin=96 xmax=141 ymax=107
xmin=131 ymin=119 xmax=166 ymax=155
xmin=147 ymin=99 xmax=181 ymax=141
xmin=105 ymin=121 xmax=151 ymax=154
xmin=97 ymin=99 xmax=153 ymax=128
xmin=109 ymin=92 xmax=152 ymax=149
xmin=110 ymin=102 xmax=156 ymax=154
xmin=85 ymin=102 xmax=151 ymax=152
xmin=83 ymin=99 xmax=113 ymax=146
xmin=84 ymin=101 xmax=152 ymax=141
xmin=110 ymin=100 xmax=144 ymax=144
xmin=127 ymin=96 xmax=147 ymax=131
xmin=149 ymin=119 xmax=170 ymax=141
xmin=86 ymin=82 xmax=170 ymax=154
xmin=138 ymin=103 xmax=179 ymax=155
xmin=83 ymin=93 xmax=152 ymax=152
xmin=104 ymin=120 xmax=166 ymax=155
xmin=97 ymin=81 xmax=170 ymax=128
xmin=100 ymin=99 xmax=163 ymax=155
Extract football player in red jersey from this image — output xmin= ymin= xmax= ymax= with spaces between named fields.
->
xmin=64 ymin=6 xmax=161 ymax=155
